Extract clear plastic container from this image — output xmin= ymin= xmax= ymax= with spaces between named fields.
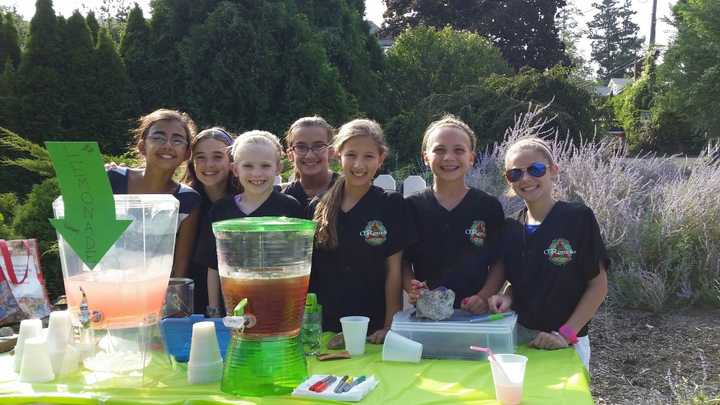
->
xmin=52 ymin=194 xmax=178 ymax=383
xmin=390 ymin=309 xmax=517 ymax=360
xmin=213 ymin=217 xmax=316 ymax=396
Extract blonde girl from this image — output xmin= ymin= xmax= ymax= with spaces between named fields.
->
xmin=309 ymin=119 xmax=415 ymax=344
xmin=489 ymin=137 xmax=608 ymax=370
xmin=194 ymin=130 xmax=303 ymax=316
xmin=403 ymin=114 xmax=506 ymax=314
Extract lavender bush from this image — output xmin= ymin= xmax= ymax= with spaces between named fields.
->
xmin=466 ymin=104 xmax=720 ymax=310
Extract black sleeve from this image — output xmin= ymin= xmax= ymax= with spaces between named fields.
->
xmin=580 ymin=206 xmax=609 ymax=280
xmin=384 ymin=192 xmax=417 ymax=258
xmin=194 ymin=208 xmax=219 ymax=270
xmin=106 ymin=167 xmax=126 ymax=194
xmin=485 ymin=197 xmax=506 ymax=265
xmin=286 ymin=196 xmax=304 ymax=219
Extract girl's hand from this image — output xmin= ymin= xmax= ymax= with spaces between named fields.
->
xmin=529 ymin=331 xmax=569 ymax=350
xmin=488 ymin=294 xmax=512 ymax=313
xmin=407 ymin=279 xmax=428 ymax=304
xmin=367 ymin=327 xmax=389 ymax=344
xmin=461 ymin=294 xmax=489 ymax=314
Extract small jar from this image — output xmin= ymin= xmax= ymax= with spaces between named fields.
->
xmin=301 ymin=293 xmax=322 ymax=355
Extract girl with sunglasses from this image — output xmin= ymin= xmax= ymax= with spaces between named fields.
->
xmin=182 ymin=127 xmax=237 ymax=316
xmin=283 ymin=116 xmax=339 ymax=214
xmin=489 ymin=137 xmax=608 ymax=371
xmin=403 ymin=115 xmax=506 ymax=314
xmin=107 ymin=109 xmax=202 ymax=280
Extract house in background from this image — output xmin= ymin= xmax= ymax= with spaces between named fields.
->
xmin=367 ymin=21 xmax=395 ymax=51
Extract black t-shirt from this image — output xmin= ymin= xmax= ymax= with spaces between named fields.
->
xmin=282 ymin=172 xmax=339 ymax=215
xmin=503 ymin=201 xmax=610 ymax=337
xmin=308 ymin=185 xmax=416 ymax=333
xmin=188 ymin=193 xmax=213 ymax=314
xmin=405 ymin=188 xmax=505 ymax=306
xmin=194 ymin=190 xmax=304 ymax=270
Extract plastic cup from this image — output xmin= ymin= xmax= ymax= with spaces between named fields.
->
xmin=382 ymin=330 xmax=423 ymax=363
xmin=14 ymin=319 xmax=43 ymax=372
xmin=47 ymin=311 xmax=78 ymax=375
xmin=187 ymin=321 xmax=223 ymax=384
xmin=340 ymin=316 xmax=369 ymax=357
xmin=489 ymin=354 xmax=528 ymax=405
xmin=19 ymin=336 xmax=55 ymax=383
xmin=163 ymin=278 xmax=194 ymax=318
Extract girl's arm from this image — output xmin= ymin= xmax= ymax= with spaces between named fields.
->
xmin=171 ymin=207 xmax=200 ymax=278
xmin=531 ymin=265 xmax=608 ymax=350
xmin=367 ymin=250 xmax=403 ymax=344
xmin=207 ymin=268 xmax=222 ymax=313
xmin=564 ymin=265 xmax=608 ymax=337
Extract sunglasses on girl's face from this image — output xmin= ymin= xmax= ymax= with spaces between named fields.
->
xmin=505 ymin=162 xmax=547 ymax=183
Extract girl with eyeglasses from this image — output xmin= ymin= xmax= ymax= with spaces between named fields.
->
xmin=282 ymin=116 xmax=339 ymax=213
xmin=194 ymin=130 xmax=304 ymax=316
xmin=403 ymin=115 xmax=506 ymax=314
xmin=107 ymin=109 xmax=202 ymax=279
xmin=309 ymin=119 xmax=416 ymax=344
xmin=182 ymin=127 xmax=237 ymax=316
xmin=489 ymin=137 xmax=608 ymax=371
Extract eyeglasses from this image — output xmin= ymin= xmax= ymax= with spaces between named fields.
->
xmin=290 ymin=143 xmax=328 ymax=155
xmin=505 ymin=162 xmax=547 ymax=183
xmin=147 ymin=134 xmax=189 ymax=147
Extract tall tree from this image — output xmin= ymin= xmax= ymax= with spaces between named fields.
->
xmin=382 ymin=0 xmax=568 ymax=71
xmin=660 ymin=0 xmax=720 ymax=138
xmin=179 ymin=0 xmax=355 ymax=133
xmin=89 ymin=28 xmax=136 ymax=153
xmin=296 ymin=0 xmax=384 ymax=120
xmin=0 ymin=13 xmax=21 ymax=67
xmin=587 ymin=0 xmax=644 ymax=80
xmin=119 ymin=4 xmax=152 ymax=113
xmin=14 ymin=0 xmax=63 ymax=143
xmin=86 ymin=10 xmax=100 ymax=45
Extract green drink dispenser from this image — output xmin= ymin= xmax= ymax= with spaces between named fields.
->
xmin=213 ymin=217 xmax=316 ymax=396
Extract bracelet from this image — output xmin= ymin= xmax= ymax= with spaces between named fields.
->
xmin=558 ymin=324 xmax=578 ymax=345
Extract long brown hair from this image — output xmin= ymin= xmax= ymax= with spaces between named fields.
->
xmin=313 ymin=119 xmax=387 ymax=249
xmin=132 ymin=108 xmax=197 ymax=156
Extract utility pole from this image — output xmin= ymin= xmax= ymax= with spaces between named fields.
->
xmin=649 ymin=0 xmax=658 ymax=46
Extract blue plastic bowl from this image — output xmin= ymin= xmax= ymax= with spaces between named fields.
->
xmin=160 ymin=314 xmax=231 ymax=362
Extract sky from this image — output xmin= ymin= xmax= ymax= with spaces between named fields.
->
xmin=2 ymin=0 xmax=677 ymax=64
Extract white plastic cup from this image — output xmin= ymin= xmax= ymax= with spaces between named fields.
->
xmin=339 ymin=316 xmax=369 ymax=357
xmin=47 ymin=311 xmax=75 ymax=375
xmin=14 ymin=319 xmax=43 ymax=372
xmin=19 ymin=336 xmax=55 ymax=383
xmin=489 ymin=354 xmax=528 ymax=405
xmin=187 ymin=321 xmax=223 ymax=384
xmin=382 ymin=330 xmax=423 ymax=363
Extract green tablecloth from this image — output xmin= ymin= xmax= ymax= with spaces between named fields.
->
xmin=0 ymin=340 xmax=592 ymax=404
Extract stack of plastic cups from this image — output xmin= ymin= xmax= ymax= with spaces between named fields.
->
xmin=46 ymin=311 xmax=80 ymax=377
xmin=19 ymin=337 xmax=55 ymax=383
xmin=14 ymin=319 xmax=43 ymax=373
xmin=187 ymin=321 xmax=223 ymax=384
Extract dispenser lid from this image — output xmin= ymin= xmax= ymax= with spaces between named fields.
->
xmin=212 ymin=217 xmax=316 ymax=233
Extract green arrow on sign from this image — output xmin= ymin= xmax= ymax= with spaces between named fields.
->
xmin=46 ymin=142 xmax=132 ymax=269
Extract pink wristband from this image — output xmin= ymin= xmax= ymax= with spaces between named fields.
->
xmin=558 ymin=324 xmax=578 ymax=345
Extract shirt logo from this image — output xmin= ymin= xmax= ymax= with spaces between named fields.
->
xmin=544 ymin=238 xmax=576 ymax=266
xmin=360 ymin=220 xmax=388 ymax=246
xmin=465 ymin=220 xmax=486 ymax=246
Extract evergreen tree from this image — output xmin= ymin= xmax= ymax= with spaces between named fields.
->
xmin=296 ymin=0 xmax=384 ymax=120
xmin=86 ymin=10 xmax=100 ymax=45
xmin=588 ymin=0 xmax=644 ymax=80
xmin=179 ymin=0 xmax=355 ymax=133
xmin=382 ymin=0 xmax=568 ymax=71
xmin=57 ymin=11 xmax=96 ymax=138
xmin=90 ymin=28 xmax=135 ymax=154
xmin=0 ymin=13 xmax=21 ymax=67
xmin=119 ymin=4 xmax=152 ymax=112
xmin=14 ymin=0 xmax=63 ymax=143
